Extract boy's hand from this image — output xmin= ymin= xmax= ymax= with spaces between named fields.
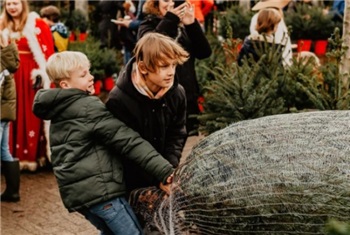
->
xmin=159 ymin=182 xmax=171 ymax=195
xmin=166 ymin=173 xmax=174 ymax=184
xmin=159 ymin=173 xmax=174 ymax=195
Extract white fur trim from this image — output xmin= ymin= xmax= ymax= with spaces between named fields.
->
xmin=22 ymin=12 xmax=51 ymax=159
xmin=22 ymin=12 xmax=51 ymax=89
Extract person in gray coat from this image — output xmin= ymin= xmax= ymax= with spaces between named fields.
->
xmin=32 ymin=50 xmax=174 ymax=235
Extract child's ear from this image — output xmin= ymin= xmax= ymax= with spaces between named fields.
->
xmin=59 ymin=80 xmax=70 ymax=89
xmin=138 ymin=61 xmax=148 ymax=75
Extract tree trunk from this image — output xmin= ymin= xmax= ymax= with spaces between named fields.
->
xmin=341 ymin=0 xmax=350 ymax=89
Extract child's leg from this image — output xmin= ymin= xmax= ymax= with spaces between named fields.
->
xmin=78 ymin=207 xmax=114 ymax=235
xmin=79 ymin=197 xmax=143 ymax=235
xmin=1 ymin=121 xmax=15 ymax=162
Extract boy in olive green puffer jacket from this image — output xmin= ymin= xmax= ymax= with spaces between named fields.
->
xmin=32 ymin=46 xmax=175 ymax=234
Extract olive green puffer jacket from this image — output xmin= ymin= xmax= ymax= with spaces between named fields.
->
xmin=1 ymin=43 xmax=20 ymax=121
xmin=33 ymin=88 xmax=173 ymax=212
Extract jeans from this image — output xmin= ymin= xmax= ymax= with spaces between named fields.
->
xmin=78 ymin=197 xmax=143 ymax=235
xmin=123 ymin=46 xmax=132 ymax=65
xmin=0 ymin=121 xmax=14 ymax=162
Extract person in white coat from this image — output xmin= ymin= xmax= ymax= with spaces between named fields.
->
xmin=250 ymin=0 xmax=293 ymax=67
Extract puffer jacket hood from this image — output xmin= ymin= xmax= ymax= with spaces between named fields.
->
xmin=33 ymin=88 xmax=88 ymax=120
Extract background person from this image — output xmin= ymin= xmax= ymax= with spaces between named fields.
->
xmin=250 ymin=0 xmax=292 ymax=67
xmin=138 ymin=0 xmax=212 ymax=135
xmin=0 ymin=0 xmax=55 ymax=171
xmin=40 ymin=5 xmax=69 ymax=52
xmin=96 ymin=0 xmax=124 ymax=49
xmin=112 ymin=0 xmax=146 ymax=65
xmin=0 ymin=36 xmax=20 ymax=202
xmin=189 ymin=0 xmax=214 ymax=31
xmin=238 ymin=8 xmax=285 ymax=66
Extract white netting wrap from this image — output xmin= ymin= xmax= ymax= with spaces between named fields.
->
xmin=149 ymin=111 xmax=350 ymax=235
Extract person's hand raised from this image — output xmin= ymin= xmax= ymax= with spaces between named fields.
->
xmin=181 ymin=2 xmax=195 ymax=25
xmin=168 ymin=2 xmax=194 ymax=25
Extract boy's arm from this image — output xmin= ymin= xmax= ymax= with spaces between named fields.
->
xmin=164 ymin=86 xmax=188 ymax=167
xmin=88 ymin=102 xmax=174 ymax=184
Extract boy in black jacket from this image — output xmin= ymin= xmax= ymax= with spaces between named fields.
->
xmin=106 ymin=32 xmax=189 ymax=195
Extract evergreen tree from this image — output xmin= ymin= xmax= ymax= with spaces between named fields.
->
xmin=198 ymin=38 xmax=286 ymax=135
xmin=197 ymin=28 xmax=350 ymax=135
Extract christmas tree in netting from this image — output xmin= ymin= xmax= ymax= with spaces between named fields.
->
xmin=137 ymin=111 xmax=350 ymax=234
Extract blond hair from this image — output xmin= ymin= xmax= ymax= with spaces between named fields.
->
xmin=134 ymin=32 xmax=189 ymax=73
xmin=46 ymin=51 xmax=90 ymax=87
xmin=0 ymin=0 xmax=30 ymax=32
xmin=255 ymin=8 xmax=281 ymax=34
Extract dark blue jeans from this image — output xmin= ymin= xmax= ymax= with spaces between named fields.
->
xmin=78 ymin=197 xmax=143 ymax=235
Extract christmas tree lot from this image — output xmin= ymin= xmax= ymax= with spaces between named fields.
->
xmin=196 ymin=28 xmax=350 ymax=136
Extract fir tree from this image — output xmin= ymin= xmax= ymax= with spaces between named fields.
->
xmin=197 ymin=27 xmax=350 ymax=135
xmin=198 ymin=38 xmax=286 ymax=135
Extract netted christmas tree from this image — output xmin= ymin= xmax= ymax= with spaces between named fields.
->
xmin=150 ymin=110 xmax=350 ymax=234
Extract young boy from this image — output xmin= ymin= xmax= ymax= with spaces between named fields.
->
xmin=40 ymin=5 xmax=69 ymax=52
xmin=32 ymin=49 xmax=174 ymax=235
xmin=106 ymin=32 xmax=189 ymax=195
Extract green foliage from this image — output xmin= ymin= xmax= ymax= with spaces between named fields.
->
xmin=66 ymin=9 xmax=89 ymax=33
xmin=283 ymin=56 xmax=332 ymax=110
xmin=284 ymin=5 xmax=313 ymax=40
xmin=195 ymin=33 xmax=227 ymax=91
xmin=197 ymin=28 xmax=350 ymax=135
xmin=68 ymin=37 xmax=122 ymax=80
xmin=218 ymin=5 xmax=253 ymax=40
xmin=325 ymin=220 xmax=350 ymax=235
xmin=321 ymin=28 xmax=350 ymax=109
xmin=198 ymin=38 xmax=286 ymax=135
xmin=309 ymin=7 xmax=335 ymax=40
xmin=285 ymin=5 xmax=335 ymax=40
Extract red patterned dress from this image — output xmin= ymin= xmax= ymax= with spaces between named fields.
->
xmin=8 ymin=12 xmax=54 ymax=171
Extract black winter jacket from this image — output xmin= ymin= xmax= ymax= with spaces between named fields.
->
xmin=138 ymin=12 xmax=212 ymax=131
xmin=33 ymin=88 xmax=173 ymax=212
xmin=106 ymin=58 xmax=187 ymax=191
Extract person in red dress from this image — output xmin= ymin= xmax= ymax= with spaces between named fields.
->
xmin=0 ymin=0 xmax=54 ymax=171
